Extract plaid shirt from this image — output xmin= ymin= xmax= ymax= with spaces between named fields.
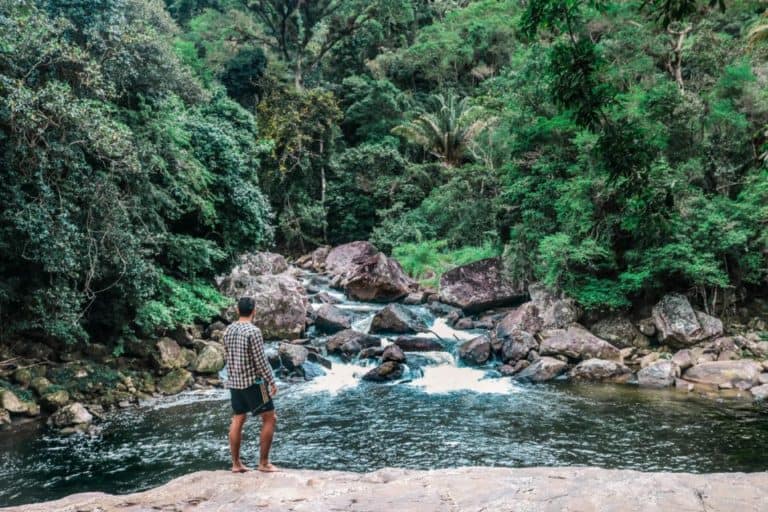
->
xmin=222 ymin=322 xmax=275 ymax=389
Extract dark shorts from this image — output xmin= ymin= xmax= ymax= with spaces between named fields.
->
xmin=230 ymin=381 xmax=274 ymax=416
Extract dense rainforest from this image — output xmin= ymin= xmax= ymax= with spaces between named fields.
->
xmin=1 ymin=0 xmax=767 ymax=350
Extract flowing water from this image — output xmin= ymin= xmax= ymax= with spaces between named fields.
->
xmin=1 ymin=272 xmax=767 ymax=507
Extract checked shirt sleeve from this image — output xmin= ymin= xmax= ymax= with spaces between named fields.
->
xmin=250 ymin=328 xmax=275 ymax=388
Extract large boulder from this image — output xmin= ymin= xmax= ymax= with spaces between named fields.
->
xmin=438 ymin=257 xmax=526 ymax=313
xmin=296 ymin=246 xmax=331 ymax=271
xmin=278 ymin=343 xmax=309 ymax=371
xmin=50 ymin=403 xmax=93 ymax=428
xmin=528 ymin=284 xmax=581 ymax=329
xmin=219 ymin=272 xmax=309 ymax=340
xmin=324 ymin=241 xmax=379 ymax=278
xmin=0 ymin=390 xmax=27 ymax=414
xmin=157 ymin=369 xmax=192 ymax=395
xmin=494 ymin=303 xmax=543 ymax=339
xmin=326 ymin=330 xmax=381 ymax=357
xmin=41 ymin=390 xmax=70 ymax=410
xmin=226 ymin=252 xmax=288 ymax=277
xmin=314 ymin=304 xmax=352 ymax=334
xmin=539 ymin=325 xmax=621 ymax=361
xmin=500 ymin=331 xmax=538 ymax=363
xmin=458 ymin=335 xmax=492 ymax=366
xmin=638 ymin=360 xmax=680 ymax=388
xmin=569 ymin=359 xmax=632 ymax=383
xmin=154 ymin=338 xmax=187 ymax=370
xmin=651 ymin=294 xmax=723 ymax=347
xmin=370 ymin=304 xmax=428 ymax=334
xmin=343 ymin=253 xmax=415 ymax=303
xmin=393 ymin=336 xmax=446 ymax=352
xmin=589 ymin=315 xmax=650 ymax=349
xmin=514 ymin=357 xmax=567 ymax=383
xmin=362 ymin=361 xmax=404 ymax=382
xmin=682 ymin=360 xmax=763 ymax=390
xmin=193 ymin=344 xmax=225 ymax=374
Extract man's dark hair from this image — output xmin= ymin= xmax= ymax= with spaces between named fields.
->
xmin=237 ymin=297 xmax=256 ymax=317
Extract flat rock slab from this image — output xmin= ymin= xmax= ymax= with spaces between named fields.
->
xmin=6 ymin=467 xmax=768 ymax=512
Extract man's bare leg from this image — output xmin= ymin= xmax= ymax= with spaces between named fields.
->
xmin=229 ymin=413 xmax=250 ymax=473
xmin=257 ymin=410 xmax=279 ymax=472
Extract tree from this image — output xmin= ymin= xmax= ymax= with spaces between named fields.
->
xmin=392 ymin=93 xmax=496 ymax=166
xmin=245 ymin=0 xmax=389 ymax=86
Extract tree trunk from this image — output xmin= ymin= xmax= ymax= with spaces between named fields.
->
xmin=667 ymin=25 xmax=692 ymax=91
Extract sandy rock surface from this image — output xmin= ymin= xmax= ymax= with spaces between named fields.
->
xmin=5 ymin=466 xmax=768 ymax=512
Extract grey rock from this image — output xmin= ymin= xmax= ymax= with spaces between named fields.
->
xmin=50 ymin=403 xmax=93 ymax=428
xmin=278 ymin=343 xmax=309 ymax=371
xmin=671 ymin=349 xmax=694 ymax=371
xmin=324 ymin=241 xmax=379 ymax=278
xmin=314 ymin=304 xmax=352 ymax=334
xmin=393 ymin=337 xmax=445 ymax=352
xmin=439 ymin=257 xmax=526 ymax=313
xmin=344 ymin=253 xmax=416 ymax=303
xmin=539 ymin=325 xmax=621 ymax=361
xmin=362 ymin=361 xmax=404 ymax=382
xmin=651 ymin=294 xmax=723 ymax=347
xmin=569 ymin=359 xmax=632 ymax=383
xmin=193 ymin=345 xmax=225 ymax=374
xmin=0 ymin=390 xmax=27 ymax=414
xmin=370 ymin=304 xmax=428 ymax=334
xmin=529 ymin=284 xmax=581 ymax=329
xmin=458 ymin=335 xmax=492 ymax=366
xmin=154 ymin=338 xmax=186 ymax=370
xmin=382 ymin=345 xmax=406 ymax=364
xmin=500 ymin=330 xmax=538 ymax=364
xmin=682 ymin=360 xmax=763 ymax=390
xmin=219 ymin=272 xmax=309 ymax=340
xmin=514 ymin=357 xmax=567 ymax=383
xmin=157 ymin=369 xmax=192 ymax=395
xmin=589 ymin=315 xmax=650 ymax=349
xmin=326 ymin=330 xmax=380 ymax=356
xmin=638 ymin=360 xmax=680 ymax=388
xmin=751 ymin=384 xmax=768 ymax=401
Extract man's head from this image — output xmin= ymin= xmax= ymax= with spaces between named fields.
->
xmin=237 ymin=297 xmax=256 ymax=319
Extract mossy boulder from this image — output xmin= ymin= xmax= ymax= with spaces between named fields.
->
xmin=30 ymin=377 xmax=52 ymax=396
xmin=50 ymin=403 xmax=93 ymax=428
xmin=154 ymin=338 xmax=187 ymax=370
xmin=193 ymin=345 xmax=225 ymax=374
xmin=12 ymin=368 xmax=33 ymax=387
xmin=41 ymin=389 xmax=70 ymax=410
xmin=157 ymin=369 xmax=192 ymax=395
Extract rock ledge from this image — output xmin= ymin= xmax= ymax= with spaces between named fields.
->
xmin=6 ymin=467 xmax=768 ymax=512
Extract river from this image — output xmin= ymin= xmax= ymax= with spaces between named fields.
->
xmin=1 ymin=272 xmax=767 ymax=507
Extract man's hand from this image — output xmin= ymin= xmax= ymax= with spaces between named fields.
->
xmin=269 ymin=383 xmax=278 ymax=397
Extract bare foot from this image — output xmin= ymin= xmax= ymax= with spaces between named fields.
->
xmin=257 ymin=463 xmax=280 ymax=473
xmin=231 ymin=463 xmax=251 ymax=473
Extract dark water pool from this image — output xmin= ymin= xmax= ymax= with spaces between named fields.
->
xmin=1 ymin=372 xmax=767 ymax=507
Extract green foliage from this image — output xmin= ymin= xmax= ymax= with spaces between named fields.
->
xmin=134 ymin=275 xmax=228 ymax=334
xmin=0 ymin=1 xmax=271 ymax=345
xmin=393 ymin=240 xmax=499 ymax=288
xmin=392 ymin=93 xmax=496 ymax=166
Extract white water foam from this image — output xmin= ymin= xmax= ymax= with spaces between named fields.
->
xmin=427 ymin=317 xmax=480 ymax=342
xmin=408 ymin=365 xmax=517 ymax=395
xmin=298 ymin=361 xmax=372 ymax=396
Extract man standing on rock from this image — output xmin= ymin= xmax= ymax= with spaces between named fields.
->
xmin=223 ymin=296 xmax=279 ymax=473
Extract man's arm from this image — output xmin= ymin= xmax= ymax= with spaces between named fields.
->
xmin=250 ymin=328 xmax=276 ymax=390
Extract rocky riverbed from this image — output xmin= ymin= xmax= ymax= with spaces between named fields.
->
xmin=5 ymin=466 xmax=768 ymax=512
xmin=1 ymin=240 xmax=768 ymax=435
